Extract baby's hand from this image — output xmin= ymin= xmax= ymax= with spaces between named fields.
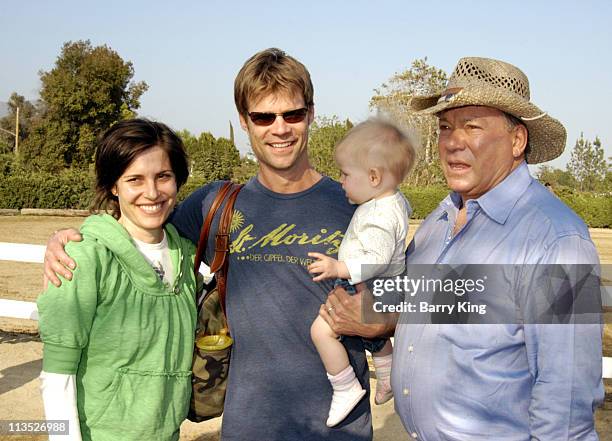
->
xmin=307 ymin=252 xmax=341 ymax=282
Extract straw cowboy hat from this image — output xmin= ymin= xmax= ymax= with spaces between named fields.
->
xmin=410 ymin=57 xmax=566 ymax=164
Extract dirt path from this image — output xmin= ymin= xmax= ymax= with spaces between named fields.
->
xmin=0 ymin=331 xmax=609 ymax=440
xmin=0 ymin=331 xmax=404 ymax=440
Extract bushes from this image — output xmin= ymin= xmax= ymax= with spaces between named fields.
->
xmin=553 ymin=187 xmax=612 ymax=228
xmin=177 ymin=177 xmax=208 ymax=202
xmin=0 ymin=171 xmax=211 ymax=209
xmin=400 ymin=184 xmax=611 ymax=228
xmin=0 ymin=170 xmax=95 ymax=209
xmin=0 ymin=172 xmax=610 ymax=228
xmin=400 ymin=185 xmax=448 ymax=220
xmin=0 ymin=170 xmax=215 ymax=210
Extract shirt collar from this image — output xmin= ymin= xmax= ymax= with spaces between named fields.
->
xmin=441 ymin=162 xmax=533 ymax=225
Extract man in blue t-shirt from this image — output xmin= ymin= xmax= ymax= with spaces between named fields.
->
xmin=44 ymin=48 xmax=390 ymax=440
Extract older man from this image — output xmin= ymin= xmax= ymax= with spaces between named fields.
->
xmin=43 ymin=48 xmax=384 ymax=440
xmin=391 ymin=57 xmax=604 ymax=440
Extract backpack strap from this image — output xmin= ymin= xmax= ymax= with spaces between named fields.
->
xmin=194 ymin=182 xmax=243 ymax=314
xmin=194 ymin=182 xmax=232 ymax=273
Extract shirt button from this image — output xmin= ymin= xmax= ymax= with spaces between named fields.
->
xmin=411 ymin=432 xmax=418 ymax=439
xmin=408 ymin=345 xmax=414 ymax=352
xmin=403 ymin=388 xmax=410 ymax=396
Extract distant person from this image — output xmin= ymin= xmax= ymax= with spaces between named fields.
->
xmin=308 ymin=118 xmax=413 ymax=426
xmin=392 ymin=57 xmax=604 ymax=440
xmin=38 ymin=119 xmax=197 ymax=441
xmin=43 ymin=49 xmax=389 ymax=440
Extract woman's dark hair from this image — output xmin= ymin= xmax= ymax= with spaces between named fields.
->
xmin=91 ymin=119 xmax=189 ymax=218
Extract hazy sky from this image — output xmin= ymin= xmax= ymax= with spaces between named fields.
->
xmin=1 ymin=0 xmax=610 ymax=169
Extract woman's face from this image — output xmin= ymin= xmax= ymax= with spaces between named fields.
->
xmin=113 ymin=146 xmax=177 ymax=243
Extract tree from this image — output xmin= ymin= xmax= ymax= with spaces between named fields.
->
xmin=177 ymin=129 xmax=197 ymax=160
xmin=211 ymin=137 xmax=241 ymax=181
xmin=370 ymin=57 xmax=447 ymax=186
xmin=180 ymin=129 xmax=215 ymax=177
xmin=605 ymin=157 xmax=612 ymax=193
xmin=536 ymin=164 xmax=576 ymax=188
xmin=0 ymin=92 xmax=39 ymax=155
xmin=21 ymin=40 xmax=148 ymax=170
xmin=232 ymin=153 xmax=259 ymax=183
xmin=567 ymin=133 xmax=607 ymax=192
xmin=308 ymin=116 xmax=353 ymax=179
xmin=178 ymin=130 xmax=240 ymax=182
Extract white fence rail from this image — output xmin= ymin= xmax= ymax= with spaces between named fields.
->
xmin=0 ymin=242 xmax=610 ymax=379
xmin=0 ymin=241 xmax=45 ymax=263
xmin=0 ymin=298 xmax=39 ymax=320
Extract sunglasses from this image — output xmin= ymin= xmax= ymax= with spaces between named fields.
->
xmin=248 ymin=107 xmax=309 ymax=126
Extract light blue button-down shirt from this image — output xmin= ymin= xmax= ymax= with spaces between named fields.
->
xmin=392 ymin=162 xmax=604 ymax=441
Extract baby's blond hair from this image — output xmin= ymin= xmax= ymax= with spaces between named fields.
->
xmin=335 ymin=118 xmax=415 ymax=182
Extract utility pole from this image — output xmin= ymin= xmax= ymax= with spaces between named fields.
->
xmin=0 ymin=106 xmax=19 ymax=156
xmin=15 ymin=106 xmax=19 ymax=156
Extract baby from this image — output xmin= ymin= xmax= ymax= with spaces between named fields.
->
xmin=308 ymin=118 xmax=414 ymax=427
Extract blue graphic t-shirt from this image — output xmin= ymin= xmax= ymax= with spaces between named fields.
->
xmin=171 ymin=176 xmax=372 ymax=441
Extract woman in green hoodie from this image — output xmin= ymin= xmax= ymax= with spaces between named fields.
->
xmin=37 ymin=119 xmax=197 ymax=441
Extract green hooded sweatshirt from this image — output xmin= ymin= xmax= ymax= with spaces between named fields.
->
xmin=38 ymin=214 xmax=197 ymax=441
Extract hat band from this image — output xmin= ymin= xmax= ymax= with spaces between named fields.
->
xmin=521 ymin=112 xmax=547 ymax=121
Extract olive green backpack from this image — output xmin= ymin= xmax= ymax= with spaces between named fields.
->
xmin=188 ymin=181 xmax=242 ymax=422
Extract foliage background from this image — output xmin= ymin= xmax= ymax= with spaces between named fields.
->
xmin=0 ymin=41 xmax=610 ymax=227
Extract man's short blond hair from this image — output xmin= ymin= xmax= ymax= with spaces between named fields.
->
xmin=234 ymin=48 xmax=314 ymax=117
xmin=335 ymin=118 xmax=416 ymax=182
